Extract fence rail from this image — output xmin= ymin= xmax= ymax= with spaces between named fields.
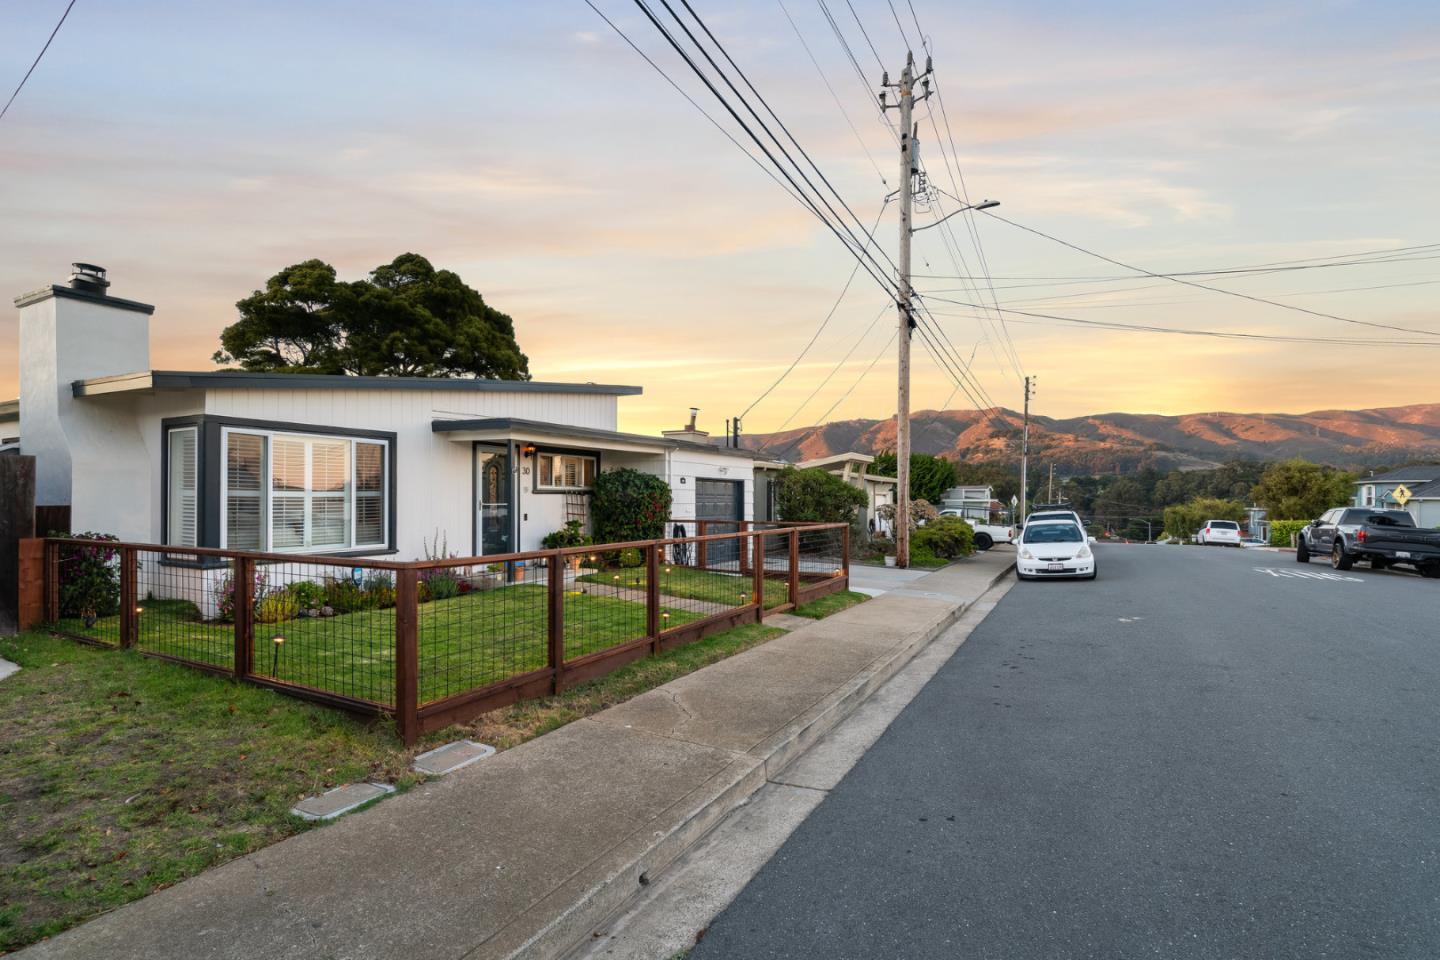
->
xmin=24 ymin=523 xmax=849 ymax=744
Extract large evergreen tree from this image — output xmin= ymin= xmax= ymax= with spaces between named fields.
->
xmin=214 ymin=253 xmax=529 ymax=380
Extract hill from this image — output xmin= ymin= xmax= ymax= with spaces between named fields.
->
xmin=743 ymin=403 xmax=1440 ymax=473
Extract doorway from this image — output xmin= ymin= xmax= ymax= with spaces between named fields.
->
xmin=474 ymin=444 xmax=512 ymax=556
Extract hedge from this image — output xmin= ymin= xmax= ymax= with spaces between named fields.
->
xmin=1269 ymin=519 xmax=1309 ymax=547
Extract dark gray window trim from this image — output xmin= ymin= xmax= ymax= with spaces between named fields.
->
xmin=529 ymin=445 xmax=604 ymax=496
xmin=160 ymin=414 xmax=398 ymax=555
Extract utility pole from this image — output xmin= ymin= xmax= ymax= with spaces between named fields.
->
xmin=1048 ymin=463 xmax=1055 ymax=503
xmin=1020 ymin=375 xmax=1032 ymax=524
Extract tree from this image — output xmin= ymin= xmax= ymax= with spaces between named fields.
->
xmin=214 ymin=253 xmax=530 ymax=379
xmin=774 ymin=467 xmax=867 ymax=523
xmin=1163 ymin=497 xmax=1247 ymax=540
xmin=870 ymin=452 xmax=957 ymax=504
xmin=1251 ymin=459 xmax=1354 ymax=520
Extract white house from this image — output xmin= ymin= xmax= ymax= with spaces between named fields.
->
xmin=12 ymin=265 xmax=756 ymax=568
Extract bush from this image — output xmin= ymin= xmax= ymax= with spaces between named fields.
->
xmin=617 ymin=547 xmax=643 ymax=568
xmin=542 ymin=520 xmax=592 ymax=550
xmin=422 ymin=570 xmax=460 ymax=601
xmin=324 ymin=580 xmax=366 ymax=614
xmin=213 ymin=570 xmax=269 ymax=622
xmin=592 ymin=468 xmax=672 ymax=544
xmin=911 ymin=516 xmax=975 ymax=559
xmin=774 ymin=467 xmax=867 ymax=523
xmin=1269 ymin=519 xmax=1309 ymax=547
xmin=55 ymin=532 xmax=121 ymax=623
xmin=363 ymin=573 xmax=396 ymax=609
xmin=875 ymin=499 xmax=939 ymax=533
xmin=286 ymin=580 xmax=326 ymax=608
xmin=256 ymin=593 xmax=299 ymax=624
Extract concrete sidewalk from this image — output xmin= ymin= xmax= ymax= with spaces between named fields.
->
xmin=21 ymin=550 xmax=1014 ymax=960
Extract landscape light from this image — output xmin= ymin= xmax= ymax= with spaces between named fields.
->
xmin=271 ymin=635 xmax=286 ymax=675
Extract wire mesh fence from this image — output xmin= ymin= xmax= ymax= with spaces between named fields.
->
xmin=35 ymin=522 xmax=849 ymax=742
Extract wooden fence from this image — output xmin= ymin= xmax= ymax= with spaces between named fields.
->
xmin=21 ymin=522 xmax=849 ymax=744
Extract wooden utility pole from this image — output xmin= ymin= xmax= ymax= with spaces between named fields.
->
xmin=1020 ymin=375 xmax=1032 ymax=523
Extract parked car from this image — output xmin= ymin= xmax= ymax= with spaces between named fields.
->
xmin=1298 ymin=508 xmax=1440 ymax=576
xmin=937 ymin=509 xmax=1014 ymax=551
xmin=1197 ymin=520 xmax=1242 ymax=547
xmin=1016 ymin=519 xmax=1096 ymax=581
xmin=1024 ymin=508 xmax=1084 ymax=530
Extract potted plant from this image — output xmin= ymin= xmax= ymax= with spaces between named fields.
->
xmin=541 ymin=520 xmax=592 ymax=574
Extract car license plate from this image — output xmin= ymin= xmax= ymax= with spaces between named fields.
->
xmin=1047 ymin=562 xmax=1065 ymax=572
xmin=1396 ymin=551 xmax=1411 ymax=559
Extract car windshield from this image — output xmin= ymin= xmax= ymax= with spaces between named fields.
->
xmin=1023 ymin=523 xmax=1082 ymax=543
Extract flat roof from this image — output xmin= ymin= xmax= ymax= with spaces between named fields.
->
xmin=1355 ymin=465 xmax=1440 ymax=485
xmin=14 ymin=284 xmax=156 ymax=315
xmin=72 ymin=370 xmax=644 ymax=398
xmin=432 ymin=417 xmax=756 ymax=459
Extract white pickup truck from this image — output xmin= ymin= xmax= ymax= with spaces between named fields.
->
xmin=937 ymin=509 xmax=1015 ymax=551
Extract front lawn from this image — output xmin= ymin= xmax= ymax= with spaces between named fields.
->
xmin=578 ymin=564 xmax=795 ymax=609
xmin=793 ymin=590 xmax=870 ymax=619
xmin=52 ymin=585 xmax=705 ymax=707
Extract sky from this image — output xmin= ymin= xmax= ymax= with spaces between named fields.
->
xmin=2 ymin=0 xmax=1438 ymax=436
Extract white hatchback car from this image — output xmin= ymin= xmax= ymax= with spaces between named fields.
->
xmin=1197 ymin=520 xmax=1242 ymax=547
xmin=1016 ymin=519 xmax=1096 ymax=580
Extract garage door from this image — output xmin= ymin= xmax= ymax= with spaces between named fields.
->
xmin=695 ymin=478 xmax=742 ymax=567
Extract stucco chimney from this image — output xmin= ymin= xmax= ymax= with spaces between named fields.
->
xmin=16 ymin=266 xmax=154 ymax=515
xmin=662 ymin=407 xmax=712 ymax=445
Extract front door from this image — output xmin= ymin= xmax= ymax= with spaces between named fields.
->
xmin=475 ymin=444 xmax=512 ymax=556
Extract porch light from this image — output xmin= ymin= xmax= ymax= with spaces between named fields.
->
xmin=521 ymin=444 xmax=537 ymax=457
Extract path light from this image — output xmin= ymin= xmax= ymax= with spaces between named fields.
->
xmin=662 ymin=612 xmax=670 ymax=624
xmin=271 ymin=634 xmax=286 ymax=675
xmin=833 ymin=568 xmax=843 ymax=578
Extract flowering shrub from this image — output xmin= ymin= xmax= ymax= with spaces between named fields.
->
xmin=56 ymin=532 xmax=121 ymax=623
xmin=213 ymin=570 xmax=268 ymax=623
xmin=592 ymin=468 xmax=672 ymax=544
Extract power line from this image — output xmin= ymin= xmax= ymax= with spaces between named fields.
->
xmin=760 ymin=327 xmax=899 ymax=461
xmin=775 ymin=0 xmax=887 ymax=185
xmin=921 ymin=295 xmax=1440 ymax=347
xmin=841 ymin=0 xmax=887 ymax=72
xmin=583 ymin=0 xmax=809 ymax=209
xmin=1001 ymin=277 xmax=1440 ymax=311
xmin=739 ymin=201 xmax=889 ymax=420
xmin=1 ymin=0 xmax=78 ymax=124
xmin=980 ymin=211 xmax=1440 ymax=339
xmin=814 ymin=0 xmax=898 ymax=139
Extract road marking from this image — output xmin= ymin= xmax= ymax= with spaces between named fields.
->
xmin=1117 ymin=616 xmax=1145 ymax=623
xmin=1254 ymin=567 xmax=1363 ymax=582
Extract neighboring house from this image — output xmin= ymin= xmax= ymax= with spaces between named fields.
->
xmin=751 ymin=452 xmax=895 ymax=528
xmin=1352 ymin=465 xmax=1440 ymax=528
xmin=940 ymin=485 xmax=1000 ymax=523
xmin=14 ymin=265 xmax=756 ymax=569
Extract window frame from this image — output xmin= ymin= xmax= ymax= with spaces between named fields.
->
xmin=165 ymin=425 xmax=200 ymax=548
xmin=220 ymin=426 xmax=391 ymax=554
xmin=161 ymin=415 xmax=396 ymax=557
xmin=533 ymin=449 xmax=599 ymax=493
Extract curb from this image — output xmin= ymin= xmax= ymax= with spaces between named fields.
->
xmin=504 ymin=559 xmax=1016 ymax=959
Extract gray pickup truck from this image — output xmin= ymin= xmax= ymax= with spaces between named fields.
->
xmin=1298 ymin=507 xmax=1440 ymax=578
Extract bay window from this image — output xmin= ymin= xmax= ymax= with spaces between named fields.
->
xmin=222 ymin=428 xmax=390 ymax=553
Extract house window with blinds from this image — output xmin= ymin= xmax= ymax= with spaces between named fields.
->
xmin=220 ymin=429 xmax=389 ymax=553
xmin=166 ymin=427 xmax=199 ymax=548
xmin=537 ymin=452 xmax=596 ymax=491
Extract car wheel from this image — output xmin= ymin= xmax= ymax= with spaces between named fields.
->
xmin=974 ymin=533 xmax=993 ymax=551
xmin=1331 ymin=542 xmax=1354 ymax=571
xmin=1296 ymin=538 xmax=1310 ymax=563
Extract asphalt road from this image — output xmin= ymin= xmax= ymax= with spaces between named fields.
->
xmin=690 ymin=544 xmax=1440 ymax=959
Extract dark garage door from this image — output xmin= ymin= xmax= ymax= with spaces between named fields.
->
xmin=695 ymin=478 xmax=742 ymax=567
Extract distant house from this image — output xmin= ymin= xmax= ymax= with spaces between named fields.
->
xmin=753 ymin=452 xmax=896 ymax=527
xmin=940 ymin=485 xmax=1001 ymax=523
xmin=1352 ymin=465 xmax=1440 ymax=527
xmin=12 ymin=264 xmax=756 ymax=563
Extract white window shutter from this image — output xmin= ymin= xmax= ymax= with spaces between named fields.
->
xmin=168 ymin=428 xmax=198 ymax=547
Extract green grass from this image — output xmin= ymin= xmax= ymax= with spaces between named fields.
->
xmin=0 ymin=630 xmax=417 ymax=953
xmin=53 ymin=586 xmax=705 ymax=707
xmin=578 ymin=564 xmax=794 ymax=609
xmin=793 ymin=590 xmax=870 ymax=619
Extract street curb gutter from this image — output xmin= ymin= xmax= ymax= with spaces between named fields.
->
xmin=497 ymin=559 xmax=1016 ymax=960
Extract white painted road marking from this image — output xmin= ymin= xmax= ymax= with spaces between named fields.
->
xmin=1254 ymin=567 xmax=1363 ymax=582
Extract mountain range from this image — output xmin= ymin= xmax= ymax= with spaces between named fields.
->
xmin=742 ymin=403 xmax=1440 ymax=474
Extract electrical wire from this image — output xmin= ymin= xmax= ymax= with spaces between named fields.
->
xmin=842 ymin=0 xmax=887 ymax=72
xmin=981 ymin=211 xmax=1440 ymax=339
xmin=760 ymin=328 xmax=899 ymax=461
xmin=1 ymin=0 xmax=78 ymax=123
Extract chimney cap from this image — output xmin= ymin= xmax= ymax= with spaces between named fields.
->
xmin=69 ymin=263 xmax=110 ymax=294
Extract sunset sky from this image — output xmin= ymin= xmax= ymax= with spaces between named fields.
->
xmin=3 ymin=1 xmax=1438 ymax=436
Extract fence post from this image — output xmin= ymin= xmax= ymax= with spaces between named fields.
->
xmin=739 ymin=521 xmax=751 ymax=576
xmin=788 ymin=528 xmax=800 ymax=608
xmin=842 ymin=523 xmax=851 ymax=580
xmin=646 ymin=543 xmax=661 ymax=652
xmin=752 ymin=532 xmax=765 ymax=623
xmin=45 ymin=540 xmax=60 ymax=622
xmin=233 ymin=557 xmax=254 ymax=680
xmin=16 ymin=538 xmax=44 ymax=631
xmin=119 ymin=546 xmax=137 ymax=649
xmin=395 ymin=568 xmax=420 ymax=747
xmin=547 ymin=552 xmax=565 ymax=693
xmin=697 ymin=520 xmax=708 ymax=571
